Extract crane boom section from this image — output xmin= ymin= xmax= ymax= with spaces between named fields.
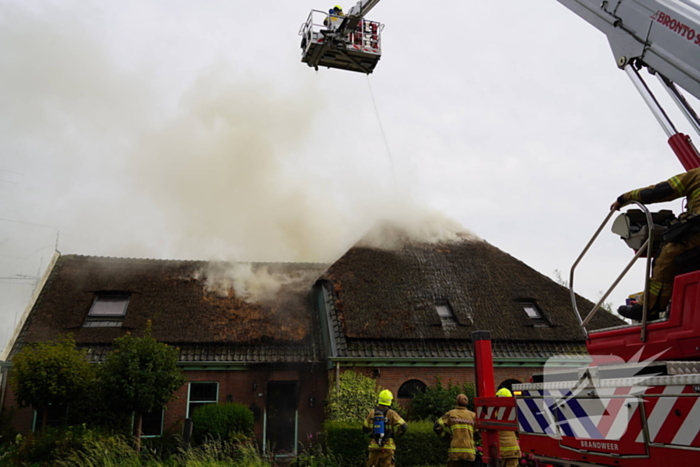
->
xmin=558 ymin=0 xmax=700 ymax=100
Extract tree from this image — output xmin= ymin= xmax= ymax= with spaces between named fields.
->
xmin=9 ymin=336 xmax=95 ymax=430
xmin=100 ymin=323 xmax=186 ymax=452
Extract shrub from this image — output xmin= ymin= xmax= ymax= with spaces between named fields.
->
xmin=13 ymin=425 xmax=105 ymax=466
xmin=410 ymin=378 xmax=476 ymax=421
xmin=323 ymin=420 xmax=366 ymax=467
xmin=395 ymin=420 xmax=450 ymax=466
xmin=326 ymin=370 xmax=379 ymax=423
xmin=324 ymin=419 xmax=452 ymax=467
xmin=191 ymin=403 xmax=254 ymax=444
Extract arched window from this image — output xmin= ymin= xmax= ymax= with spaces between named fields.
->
xmin=498 ymin=379 xmax=522 ymax=393
xmin=398 ymin=379 xmax=427 ymax=398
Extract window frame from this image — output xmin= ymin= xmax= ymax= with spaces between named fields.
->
xmin=83 ymin=293 xmax=130 ymax=328
xmin=435 ymin=302 xmax=457 ymax=326
xmin=186 ymin=381 xmax=219 ymax=418
xmin=140 ymin=408 xmax=165 ymax=438
xmin=517 ymin=300 xmax=550 ymax=327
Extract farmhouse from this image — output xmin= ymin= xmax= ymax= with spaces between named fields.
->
xmin=1 ymin=230 xmax=622 ymax=450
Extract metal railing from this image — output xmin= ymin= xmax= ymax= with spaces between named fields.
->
xmin=569 ymin=202 xmax=656 ymax=341
xmin=299 ymin=9 xmax=382 ymax=55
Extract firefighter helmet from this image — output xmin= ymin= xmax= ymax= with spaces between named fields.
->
xmin=377 ymin=389 xmax=393 ymax=406
xmin=496 ymin=387 xmax=513 ymax=397
xmin=334 ymin=5 xmax=343 ymax=11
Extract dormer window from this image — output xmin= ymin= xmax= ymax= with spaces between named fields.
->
xmin=519 ymin=300 xmax=549 ymax=327
xmin=436 ymin=303 xmax=456 ymax=326
xmin=83 ymin=293 xmax=130 ymax=327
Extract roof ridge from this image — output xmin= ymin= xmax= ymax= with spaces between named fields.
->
xmin=61 ymin=254 xmax=330 ymax=266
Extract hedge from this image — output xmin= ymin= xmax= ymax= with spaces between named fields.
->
xmin=395 ymin=420 xmax=450 ymax=466
xmin=324 ymin=419 xmax=451 ymax=467
xmin=190 ymin=403 xmax=254 ymax=444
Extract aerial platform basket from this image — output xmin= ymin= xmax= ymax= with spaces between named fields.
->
xmin=299 ymin=10 xmax=383 ymax=74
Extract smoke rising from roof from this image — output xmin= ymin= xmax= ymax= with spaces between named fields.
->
xmin=195 ymin=262 xmax=327 ymax=304
xmin=1 ymin=2 xmax=482 ymax=306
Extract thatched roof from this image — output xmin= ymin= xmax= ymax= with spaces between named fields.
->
xmin=320 ymin=239 xmax=623 ymax=343
xmin=11 ymin=255 xmax=328 ymax=362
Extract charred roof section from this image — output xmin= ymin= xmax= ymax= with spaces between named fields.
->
xmin=11 ymin=255 xmax=328 ymax=361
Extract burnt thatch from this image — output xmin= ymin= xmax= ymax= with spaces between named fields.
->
xmin=12 ymin=255 xmax=328 ymax=360
xmin=321 ymin=239 xmax=623 ymax=343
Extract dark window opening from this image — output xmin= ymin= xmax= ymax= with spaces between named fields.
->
xmin=142 ymin=408 xmax=164 ymax=437
xmin=398 ymin=379 xmax=427 ymax=398
xmin=188 ymin=382 xmax=218 ymax=417
xmin=33 ymin=404 xmax=67 ymax=431
xmin=84 ymin=293 xmax=130 ymax=328
xmin=498 ymin=379 xmax=523 ymax=394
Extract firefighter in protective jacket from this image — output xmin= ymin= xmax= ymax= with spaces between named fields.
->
xmin=433 ymin=393 xmax=477 ymax=467
xmin=612 ymin=166 xmax=700 ymax=320
xmin=362 ymin=389 xmax=407 ymax=467
xmin=496 ymin=388 xmax=521 ymax=467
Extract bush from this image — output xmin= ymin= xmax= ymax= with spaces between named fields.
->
xmin=12 ymin=425 xmax=106 ymax=466
xmin=410 ymin=378 xmax=476 ymax=421
xmin=324 ymin=420 xmax=451 ymax=467
xmin=191 ymin=403 xmax=254 ymax=444
xmin=326 ymin=371 xmax=378 ymax=423
xmin=395 ymin=420 xmax=450 ymax=466
xmin=323 ymin=420 xmax=366 ymax=467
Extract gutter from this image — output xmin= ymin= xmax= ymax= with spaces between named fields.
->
xmin=328 ymin=356 xmax=591 ymax=368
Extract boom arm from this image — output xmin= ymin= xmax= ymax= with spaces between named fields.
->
xmin=558 ymin=0 xmax=700 ymax=100
xmin=339 ymin=0 xmax=382 ymax=35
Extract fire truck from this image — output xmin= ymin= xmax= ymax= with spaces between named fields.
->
xmin=472 ymin=1 xmax=700 ymax=466
xmin=299 ymin=0 xmax=700 ymax=465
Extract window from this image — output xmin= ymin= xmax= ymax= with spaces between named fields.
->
xmin=187 ymin=382 xmax=218 ymax=417
xmin=142 ymin=408 xmax=164 ymax=437
xmin=398 ymin=379 xmax=427 ymax=398
xmin=522 ymin=303 xmax=541 ymax=319
xmin=32 ymin=404 xmax=66 ymax=431
xmin=83 ymin=293 xmax=130 ymax=327
xmin=436 ymin=303 xmax=456 ymax=326
xmin=519 ymin=301 xmax=549 ymax=327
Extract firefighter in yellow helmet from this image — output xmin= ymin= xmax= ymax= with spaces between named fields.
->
xmin=496 ymin=388 xmax=521 ymax=467
xmin=362 ymin=389 xmax=408 ymax=467
xmin=324 ymin=4 xmax=345 ymax=28
xmin=434 ymin=393 xmax=477 ymax=467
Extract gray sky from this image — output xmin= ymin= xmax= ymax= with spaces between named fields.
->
xmin=2 ymin=0 xmax=698 ymax=353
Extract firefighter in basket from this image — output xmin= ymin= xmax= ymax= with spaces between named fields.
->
xmin=495 ymin=388 xmax=521 ymax=467
xmin=323 ymin=5 xmax=344 ymax=29
xmin=612 ymin=166 xmax=700 ymax=320
xmin=362 ymin=389 xmax=408 ymax=467
xmin=433 ymin=393 xmax=477 ymax=467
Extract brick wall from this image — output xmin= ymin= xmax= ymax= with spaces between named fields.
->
xmin=166 ymin=365 xmax=327 ymax=446
xmin=2 ymin=364 xmax=328 ymax=447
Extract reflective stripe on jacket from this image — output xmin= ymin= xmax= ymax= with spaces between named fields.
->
xmin=363 ymin=408 xmax=406 ymax=451
xmin=498 ymin=429 xmax=520 ymax=459
xmin=434 ymin=407 xmax=477 ymax=461
xmin=619 ymin=167 xmax=700 ymax=214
